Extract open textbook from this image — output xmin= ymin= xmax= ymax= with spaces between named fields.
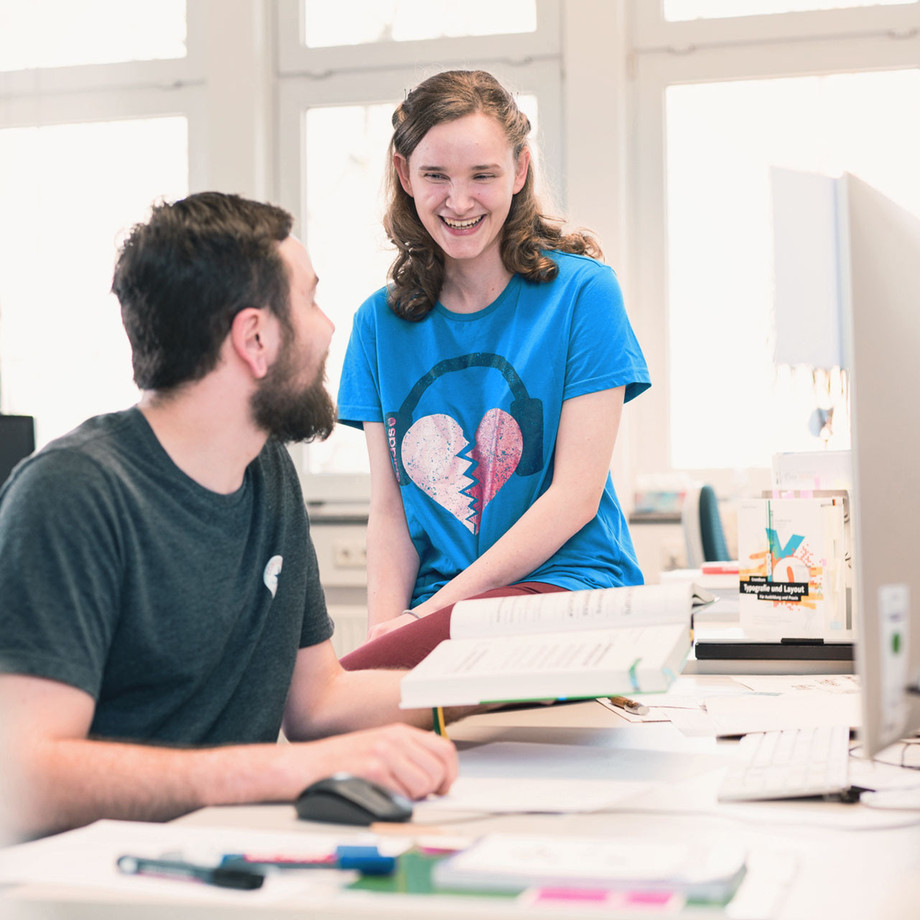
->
xmin=399 ymin=582 xmax=712 ymax=708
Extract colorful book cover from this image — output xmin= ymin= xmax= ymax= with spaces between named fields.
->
xmin=738 ymin=496 xmax=848 ymax=640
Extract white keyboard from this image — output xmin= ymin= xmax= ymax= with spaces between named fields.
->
xmin=718 ymin=725 xmax=851 ymax=802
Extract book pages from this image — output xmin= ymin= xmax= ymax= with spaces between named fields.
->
xmin=450 ymin=582 xmax=709 ymax=640
xmin=400 ymin=623 xmax=690 ymax=708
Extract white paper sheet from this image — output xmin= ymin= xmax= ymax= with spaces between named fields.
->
xmin=411 ymin=739 xmax=658 ymax=815
xmin=702 ymin=690 xmax=860 ymax=736
xmin=0 ymin=819 xmax=404 ymax=901
xmin=733 ymin=674 xmax=859 ymax=694
xmin=420 ymin=776 xmax=651 ymax=815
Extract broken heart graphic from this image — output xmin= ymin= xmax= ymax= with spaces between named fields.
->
xmin=403 ymin=409 xmax=523 ymax=534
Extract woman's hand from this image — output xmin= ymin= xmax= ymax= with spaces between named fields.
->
xmin=367 ymin=611 xmax=420 ymax=641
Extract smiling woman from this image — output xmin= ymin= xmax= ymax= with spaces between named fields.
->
xmin=393 ymin=112 xmax=530 ymax=314
xmin=335 ymin=69 xmax=651 ymax=670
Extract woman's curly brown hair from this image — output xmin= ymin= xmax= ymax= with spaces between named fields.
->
xmin=384 ymin=70 xmax=602 ymax=321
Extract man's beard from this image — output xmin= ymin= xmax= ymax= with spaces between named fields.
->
xmin=250 ymin=339 xmax=337 ymax=444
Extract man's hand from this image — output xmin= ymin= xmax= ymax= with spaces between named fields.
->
xmin=292 ymin=722 xmax=457 ymax=800
xmin=1 ymin=673 xmax=459 ymax=838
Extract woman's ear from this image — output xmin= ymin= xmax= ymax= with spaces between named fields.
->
xmin=229 ymin=307 xmax=274 ymax=379
xmin=394 ymin=153 xmax=414 ymax=197
xmin=513 ymin=146 xmax=531 ymax=194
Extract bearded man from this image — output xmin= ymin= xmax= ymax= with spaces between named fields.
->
xmin=0 ymin=192 xmax=456 ymax=840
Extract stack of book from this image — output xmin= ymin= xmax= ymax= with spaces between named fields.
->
xmin=662 ymin=561 xmax=741 ymax=621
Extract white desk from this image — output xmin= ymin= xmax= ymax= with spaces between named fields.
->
xmin=4 ymin=684 xmax=920 ymax=919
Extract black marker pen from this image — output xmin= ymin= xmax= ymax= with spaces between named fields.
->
xmin=116 ymin=854 xmax=264 ymax=890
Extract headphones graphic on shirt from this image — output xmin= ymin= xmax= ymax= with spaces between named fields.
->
xmin=385 ymin=353 xmax=544 ymax=487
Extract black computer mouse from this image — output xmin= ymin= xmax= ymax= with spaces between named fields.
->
xmin=294 ymin=772 xmax=413 ymax=826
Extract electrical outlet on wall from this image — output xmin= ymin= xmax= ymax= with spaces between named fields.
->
xmin=334 ymin=538 xmax=367 ymax=569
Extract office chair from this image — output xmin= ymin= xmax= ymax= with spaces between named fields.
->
xmin=682 ymin=483 xmax=731 ymax=568
xmin=0 ymin=414 xmax=36 ymax=487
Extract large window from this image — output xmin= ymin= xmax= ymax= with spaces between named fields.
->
xmin=0 ymin=0 xmax=561 ymax=495
xmin=0 ymin=118 xmax=187 ymax=446
xmin=0 ymin=2 xmax=285 ymax=451
xmin=300 ymin=102 xmax=395 ymax=478
xmin=631 ymin=1 xmax=920 ymax=490
xmin=0 ymin=0 xmax=186 ymax=70
xmin=13 ymin=2 xmax=912 ymax=512
xmin=277 ymin=0 xmax=562 ymax=500
xmin=303 ymin=0 xmax=538 ymax=46
xmin=667 ymin=69 xmax=920 ymax=469
xmin=0 ymin=1 xmax=197 ymax=448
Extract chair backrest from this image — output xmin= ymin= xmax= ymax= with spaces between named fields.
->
xmin=681 ymin=483 xmax=730 ymax=567
xmin=0 ymin=414 xmax=35 ymax=488
xmin=698 ymin=484 xmax=731 ymax=562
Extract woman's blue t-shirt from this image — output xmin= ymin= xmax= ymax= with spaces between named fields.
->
xmin=337 ymin=251 xmax=651 ymax=607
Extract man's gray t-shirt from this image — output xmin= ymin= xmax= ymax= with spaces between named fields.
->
xmin=0 ymin=408 xmax=333 ymax=746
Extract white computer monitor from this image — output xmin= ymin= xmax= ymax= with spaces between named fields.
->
xmin=837 ymin=173 xmax=920 ymax=757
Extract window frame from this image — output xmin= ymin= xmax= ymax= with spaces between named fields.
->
xmin=627 ymin=0 xmax=920 ymax=497
xmin=634 ymin=0 xmax=920 ymax=48
xmin=0 ymin=85 xmax=204 ymax=147
xmin=0 ymin=0 xmax=207 ymax=98
xmin=275 ymin=0 xmax=561 ymax=73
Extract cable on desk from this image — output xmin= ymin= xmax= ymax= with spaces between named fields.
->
xmin=848 ymin=741 xmax=920 ymax=771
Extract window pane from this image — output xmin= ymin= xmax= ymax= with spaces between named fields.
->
xmin=664 ymin=0 xmax=913 ymax=20
xmin=666 ymin=69 xmax=920 ymax=469
xmin=303 ymin=95 xmax=539 ymax=476
xmin=0 ymin=118 xmax=188 ymax=447
xmin=0 ymin=0 xmax=186 ymax=71
xmin=303 ymin=0 xmax=536 ymax=47
xmin=303 ymin=103 xmax=397 ymax=476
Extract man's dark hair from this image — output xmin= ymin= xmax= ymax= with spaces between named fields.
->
xmin=112 ymin=192 xmax=294 ymax=391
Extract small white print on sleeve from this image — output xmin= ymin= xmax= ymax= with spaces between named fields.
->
xmin=263 ymin=554 xmax=283 ymax=597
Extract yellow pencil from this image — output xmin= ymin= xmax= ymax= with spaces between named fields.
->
xmin=432 ymin=706 xmax=449 ymax=739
